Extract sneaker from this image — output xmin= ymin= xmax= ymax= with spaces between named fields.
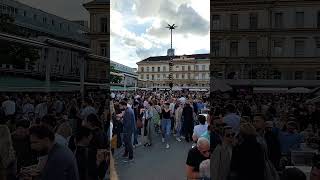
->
xmin=166 ymin=144 xmax=170 ymax=149
xmin=176 ymin=137 xmax=181 ymax=142
xmin=162 ymin=138 xmax=165 ymax=143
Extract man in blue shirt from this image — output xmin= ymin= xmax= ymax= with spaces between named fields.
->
xmin=276 ymin=121 xmax=304 ymax=155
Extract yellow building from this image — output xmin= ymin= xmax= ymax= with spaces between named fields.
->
xmin=137 ymin=54 xmax=210 ymax=90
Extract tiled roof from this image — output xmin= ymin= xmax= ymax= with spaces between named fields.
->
xmin=138 ymin=54 xmax=209 ymax=63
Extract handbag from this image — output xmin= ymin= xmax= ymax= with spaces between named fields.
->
xmin=136 ymin=118 xmax=143 ymax=128
xmin=111 ymin=135 xmax=117 ymax=149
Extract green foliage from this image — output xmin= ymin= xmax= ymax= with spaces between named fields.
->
xmin=110 ymin=66 xmax=122 ymax=84
xmin=0 ymin=14 xmax=39 ymax=67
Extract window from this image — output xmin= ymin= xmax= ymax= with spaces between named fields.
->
xmin=141 ymin=67 xmax=144 ymax=72
xmin=296 ymin=12 xmax=304 ymax=28
xmin=273 ymin=71 xmax=282 ymax=79
xmin=294 ymin=71 xmax=303 ymax=80
xmin=100 ymin=17 xmax=107 ymax=33
xmin=230 ymin=14 xmax=238 ymax=29
xmin=33 ymin=14 xmax=37 ymax=20
xmin=249 ymin=13 xmax=258 ymax=29
xmin=318 ymin=11 xmax=320 ymax=28
xmin=182 ymin=66 xmax=185 ymax=71
xmin=51 ymin=20 xmax=55 ymax=26
xmin=163 ymin=74 xmax=166 ymax=78
xmin=316 ymin=71 xmax=320 ymax=80
xmin=230 ymin=41 xmax=238 ymax=56
xmin=188 ymin=73 xmax=191 ymax=79
xmin=212 ymin=15 xmax=221 ymax=30
xmin=157 ymin=67 xmax=160 ymax=72
xmin=195 ymin=65 xmax=198 ymax=71
xmin=274 ymin=40 xmax=283 ymax=56
xmin=249 ymin=41 xmax=257 ymax=57
xmin=202 ymin=73 xmax=206 ymax=79
xmin=294 ymin=40 xmax=305 ymax=56
xmin=152 ymin=67 xmax=154 ymax=72
xmin=202 ymin=65 xmax=206 ymax=71
xmin=274 ymin=13 xmax=283 ymax=28
xmin=152 ymin=75 xmax=154 ymax=80
xmin=212 ymin=41 xmax=220 ymax=56
xmin=182 ymin=74 xmax=185 ymax=79
xmin=141 ymin=74 xmax=144 ymax=79
xmin=147 ymin=67 xmax=150 ymax=72
xmin=23 ymin=11 xmax=26 ymax=17
xmin=157 ymin=74 xmax=160 ymax=78
xmin=60 ymin=23 xmax=62 ymax=29
xmin=146 ymin=74 xmax=149 ymax=80
xmin=100 ymin=43 xmax=107 ymax=57
xmin=316 ymin=39 xmax=320 ymax=56
xmin=163 ymin=66 xmax=166 ymax=72
xmin=43 ymin=17 xmax=47 ymax=24
xmin=188 ymin=66 xmax=191 ymax=71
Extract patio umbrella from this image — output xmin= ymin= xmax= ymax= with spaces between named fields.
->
xmin=287 ymin=87 xmax=310 ymax=93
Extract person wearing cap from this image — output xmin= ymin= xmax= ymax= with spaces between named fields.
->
xmin=223 ymin=104 xmax=240 ymax=135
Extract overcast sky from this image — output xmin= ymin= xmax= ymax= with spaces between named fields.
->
xmin=111 ymin=0 xmax=209 ymax=68
xmin=17 ymin=0 xmax=209 ymax=68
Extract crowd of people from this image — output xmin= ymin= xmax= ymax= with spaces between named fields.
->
xmin=0 ymin=92 xmax=110 ymax=180
xmin=110 ymin=90 xmax=209 ymax=160
xmin=111 ymin=90 xmax=320 ymax=180
xmin=2 ymin=90 xmax=320 ymax=180
xmin=187 ymin=92 xmax=320 ymax=180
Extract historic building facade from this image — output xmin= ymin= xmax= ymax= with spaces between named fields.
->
xmin=210 ymin=0 xmax=320 ymax=88
xmin=83 ymin=0 xmax=109 ymax=83
xmin=137 ymin=54 xmax=210 ymax=90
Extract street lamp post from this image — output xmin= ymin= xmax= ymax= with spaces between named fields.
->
xmin=166 ymin=24 xmax=177 ymax=91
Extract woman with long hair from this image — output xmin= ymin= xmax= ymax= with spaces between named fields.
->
xmin=0 ymin=125 xmax=17 ymax=180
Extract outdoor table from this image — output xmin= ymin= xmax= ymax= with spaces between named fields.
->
xmin=286 ymin=166 xmax=312 ymax=180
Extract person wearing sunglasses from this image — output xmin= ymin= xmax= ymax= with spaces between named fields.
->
xmin=186 ymin=137 xmax=210 ymax=180
xmin=211 ymin=126 xmax=235 ymax=180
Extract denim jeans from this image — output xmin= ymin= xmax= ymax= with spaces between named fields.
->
xmin=175 ymin=122 xmax=182 ymax=137
xmin=161 ymin=118 xmax=171 ymax=143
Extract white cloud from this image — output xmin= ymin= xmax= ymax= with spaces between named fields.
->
xmin=111 ymin=0 xmax=209 ymax=68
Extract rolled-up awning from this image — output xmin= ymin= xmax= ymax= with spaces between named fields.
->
xmin=253 ymin=87 xmax=288 ymax=93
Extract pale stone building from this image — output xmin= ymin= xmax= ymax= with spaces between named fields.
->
xmin=211 ymin=0 xmax=320 ymax=89
xmin=137 ymin=54 xmax=210 ymax=90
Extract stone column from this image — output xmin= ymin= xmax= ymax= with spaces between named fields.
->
xmin=80 ymin=55 xmax=85 ymax=100
xmin=45 ymin=48 xmax=53 ymax=93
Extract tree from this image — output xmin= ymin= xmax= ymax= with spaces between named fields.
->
xmin=110 ymin=66 xmax=122 ymax=84
xmin=0 ymin=14 xmax=39 ymax=68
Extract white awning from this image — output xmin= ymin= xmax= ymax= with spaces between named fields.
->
xmin=287 ymin=87 xmax=310 ymax=93
xmin=253 ymin=87 xmax=288 ymax=93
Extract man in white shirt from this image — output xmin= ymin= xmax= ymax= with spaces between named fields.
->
xmin=80 ymin=98 xmax=96 ymax=120
xmin=2 ymin=96 xmax=16 ymax=116
xmin=35 ymin=97 xmax=48 ymax=120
